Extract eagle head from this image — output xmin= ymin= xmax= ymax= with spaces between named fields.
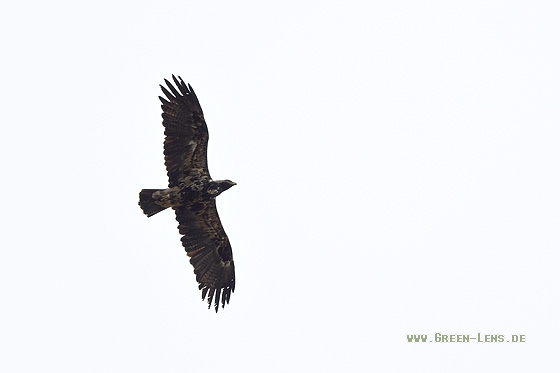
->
xmin=206 ymin=179 xmax=236 ymax=197
xmin=219 ymin=179 xmax=237 ymax=191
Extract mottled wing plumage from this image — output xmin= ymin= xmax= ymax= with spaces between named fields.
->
xmin=159 ymin=75 xmax=210 ymax=187
xmin=175 ymin=202 xmax=235 ymax=312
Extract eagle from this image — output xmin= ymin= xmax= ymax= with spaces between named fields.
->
xmin=139 ymin=76 xmax=236 ymax=312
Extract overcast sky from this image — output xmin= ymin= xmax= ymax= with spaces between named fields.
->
xmin=1 ymin=1 xmax=559 ymax=372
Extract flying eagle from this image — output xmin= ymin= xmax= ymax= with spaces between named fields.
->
xmin=139 ymin=76 xmax=236 ymax=312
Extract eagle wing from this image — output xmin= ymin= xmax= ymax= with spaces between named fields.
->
xmin=159 ymin=75 xmax=210 ymax=187
xmin=175 ymin=201 xmax=235 ymax=312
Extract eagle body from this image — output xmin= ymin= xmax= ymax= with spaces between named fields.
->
xmin=139 ymin=76 xmax=236 ymax=312
xmin=140 ymin=179 xmax=236 ymax=215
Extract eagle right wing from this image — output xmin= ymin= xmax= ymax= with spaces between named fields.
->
xmin=159 ymin=76 xmax=210 ymax=187
xmin=175 ymin=200 xmax=235 ymax=312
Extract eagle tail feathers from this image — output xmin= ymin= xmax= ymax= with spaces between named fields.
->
xmin=139 ymin=189 xmax=168 ymax=217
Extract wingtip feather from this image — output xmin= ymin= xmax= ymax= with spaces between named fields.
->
xmin=165 ymin=78 xmax=181 ymax=97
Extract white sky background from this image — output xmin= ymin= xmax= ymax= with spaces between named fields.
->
xmin=1 ymin=0 xmax=559 ymax=371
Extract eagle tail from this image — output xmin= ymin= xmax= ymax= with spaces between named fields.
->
xmin=139 ymin=189 xmax=168 ymax=217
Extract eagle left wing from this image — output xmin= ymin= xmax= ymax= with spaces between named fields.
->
xmin=159 ymin=76 xmax=210 ymax=187
xmin=175 ymin=201 xmax=235 ymax=312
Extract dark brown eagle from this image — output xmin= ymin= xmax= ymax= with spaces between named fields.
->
xmin=139 ymin=76 xmax=236 ymax=312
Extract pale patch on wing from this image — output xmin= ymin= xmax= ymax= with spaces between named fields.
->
xmin=182 ymin=140 xmax=197 ymax=166
xmin=187 ymin=140 xmax=197 ymax=154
